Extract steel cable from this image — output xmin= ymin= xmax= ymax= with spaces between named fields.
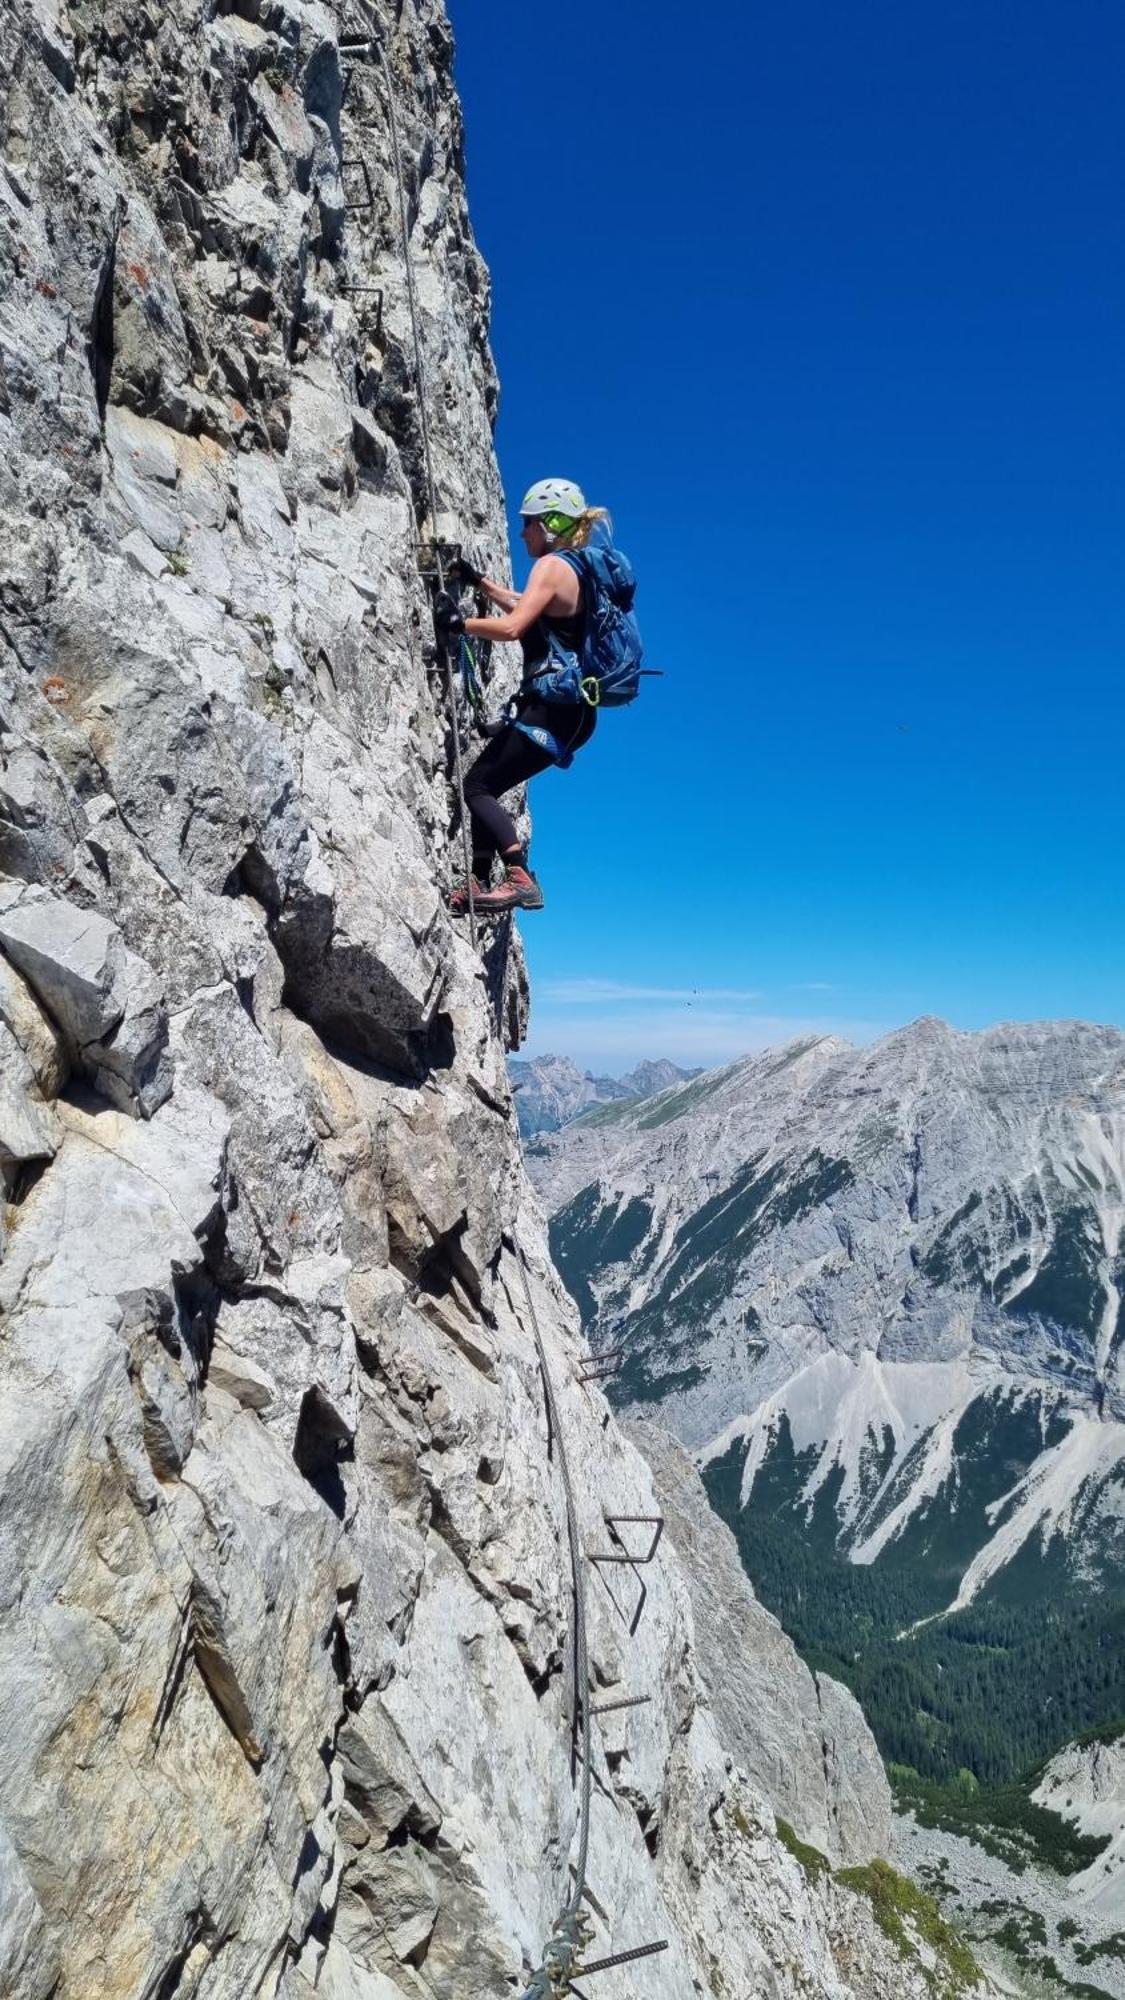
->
xmin=515 ymin=1240 xmax=594 ymax=1980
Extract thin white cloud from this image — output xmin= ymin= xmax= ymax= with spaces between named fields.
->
xmin=523 ymin=1005 xmax=890 ymax=1073
xmin=538 ymin=978 xmax=764 ymax=1005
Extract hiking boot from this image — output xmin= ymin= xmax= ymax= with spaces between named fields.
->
xmin=449 ymin=875 xmax=484 ymax=916
xmin=473 ymin=864 xmax=545 ymax=915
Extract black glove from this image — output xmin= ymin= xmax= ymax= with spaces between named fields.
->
xmin=475 ymin=715 xmax=507 ymax=739
xmin=449 ymin=552 xmax=484 ymax=587
xmin=433 ymin=590 xmax=465 ymax=638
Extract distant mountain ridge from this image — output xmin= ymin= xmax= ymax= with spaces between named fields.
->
xmin=508 ymin=1052 xmax=699 ymax=1138
xmin=529 ymin=1018 xmax=1125 ymax=1805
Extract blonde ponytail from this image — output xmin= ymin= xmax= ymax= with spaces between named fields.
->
xmin=558 ymin=506 xmax=613 ymax=550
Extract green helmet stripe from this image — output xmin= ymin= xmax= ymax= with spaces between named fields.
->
xmin=520 ymin=477 xmax=587 ymax=519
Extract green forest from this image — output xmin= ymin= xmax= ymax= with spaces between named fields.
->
xmin=703 ymin=1425 xmax=1125 ymax=1803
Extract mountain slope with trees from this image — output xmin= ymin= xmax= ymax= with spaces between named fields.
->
xmin=531 ymin=1022 xmax=1125 ymax=1793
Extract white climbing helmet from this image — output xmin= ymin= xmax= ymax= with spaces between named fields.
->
xmin=520 ymin=477 xmax=586 ymax=523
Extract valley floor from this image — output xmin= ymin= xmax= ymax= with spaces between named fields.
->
xmin=894 ymin=1812 xmax=1125 ymax=2000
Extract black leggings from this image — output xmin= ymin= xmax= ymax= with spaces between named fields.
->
xmin=462 ymin=703 xmax=596 ymax=869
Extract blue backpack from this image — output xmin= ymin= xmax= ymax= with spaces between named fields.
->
xmin=531 ymin=545 xmax=646 ymax=708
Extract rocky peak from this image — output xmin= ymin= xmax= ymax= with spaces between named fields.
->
xmin=509 ymin=1051 xmax=698 ymax=1138
xmin=620 ymin=1057 xmax=700 ymax=1096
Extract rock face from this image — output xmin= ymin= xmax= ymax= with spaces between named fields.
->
xmin=0 ymin=879 xmax=172 ymax=1113
xmin=1032 ymin=1735 xmax=1125 ymax=1927
xmin=0 ymin=6 xmax=959 ymax=1997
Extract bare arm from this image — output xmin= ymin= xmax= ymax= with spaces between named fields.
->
xmin=463 ymin=555 xmax=573 ymax=644
xmin=474 ymin=576 xmax=520 ymax=612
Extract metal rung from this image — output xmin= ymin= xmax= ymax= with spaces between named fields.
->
xmin=341 ymin=157 xmax=375 ymax=211
xmin=417 ymin=538 xmax=464 ymax=579
xmin=591 ymin=1693 xmax=652 ymax=1717
xmin=577 ymin=1348 xmax=624 ymax=1384
xmin=576 ymin=1940 xmax=670 ymax=1979
xmin=587 ymin=1517 xmax=664 ymax=1637
xmin=589 ymin=1515 xmax=664 ymax=1566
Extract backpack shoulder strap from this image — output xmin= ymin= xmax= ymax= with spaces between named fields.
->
xmin=551 ymin=546 xmax=591 ymax=626
xmin=553 ymin=548 xmax=588 ymax=583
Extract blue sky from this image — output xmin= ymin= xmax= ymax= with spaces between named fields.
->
xmin=450 ymin=0 xmax=1124 ymax=1075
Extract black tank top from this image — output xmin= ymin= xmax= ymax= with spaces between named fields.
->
xmin=520 ymin=575 xmax=585 ymax=673
xmin=516 ymin=574 xmax=595 ymax=750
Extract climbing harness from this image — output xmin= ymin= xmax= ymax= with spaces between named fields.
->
xmin=511 ymin=717 xmax=576 ymax=768
xmin=464 ymin=635 xmax=581 ymax=767
xmin=505 ymin=681 xmax=594 ymax=768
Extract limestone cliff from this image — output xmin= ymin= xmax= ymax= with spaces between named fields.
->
xmin=0 ymin=4 xmax=975 ymax=1995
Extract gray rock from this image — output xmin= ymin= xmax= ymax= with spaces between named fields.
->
xmin=120 ymin=526 xmax=171 ymax=579
xmin=0 ymin=1020 xmax=60 ymax=1182
xmin=0 ymin=885 xmax=126 ymax=1048
xmin=294 ymin=1942 xmax=409 ymax=1999
xmin=208 ymin=1334 xmax=277 ymax=1413
xmin=337 ymin=1707 xmax=442 ymax=1848
xmin=0 ymin=955 xmax=67 ymax=1099
xmin=104 ymin=404 xmax=185 ymax=552
xmin=0 ymin=886 xmax=171 ymax=1116
xmin=108 ymin=195 xmax=193 ymax=424
xmin=86 ymin=945 xmax=173 ymax=1117
xmin=0 ymin=1820 xmax=58 ymax=2000
xmin=0 ymin=730 xmax=82 ymax=884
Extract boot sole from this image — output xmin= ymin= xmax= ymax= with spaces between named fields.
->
xmin=474 ymin=894 xmax=544 ymax=917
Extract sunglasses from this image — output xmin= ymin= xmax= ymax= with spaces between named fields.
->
xmin=520 ymin=513 xmax=573 ymax=535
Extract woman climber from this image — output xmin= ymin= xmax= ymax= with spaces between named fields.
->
xmin=433 ymin=477 xmax=613 ymax=917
